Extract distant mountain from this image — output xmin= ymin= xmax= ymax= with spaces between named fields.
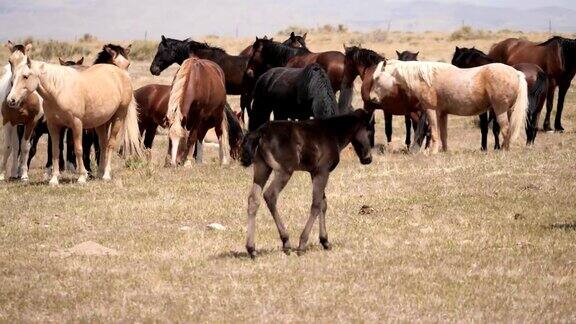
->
xmin=0 ymin=1 xmax=574 ymax=40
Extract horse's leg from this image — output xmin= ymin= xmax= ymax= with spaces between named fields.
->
xmin=263 ymin=170 xmax=293 ymax=254
xmin=246 ymin=162 xmax=272 ymax=259
xmin=554 ymin=82 xmax=569 ymax=132
xmin=9 ymin=125 xmax=20 ymax=179
xmin=93 ymin=130 xmax=101 ymax=170
xmin=384 ymin=112 xmax=393 ymax=144
xmin=404 ymin=114 xmax=412 ymax=148
xmin=0 ymin=124 xmax=14 ymax=181
xmin=543 ymin=81 xmax=556 ymax=132
xmin=495 ymin=112 xmax=511 ymax=150
xmin=143 ymin=125 xmax=157 ymax=149
xmin=182 ymin=128 xmax=198 ymax=167
xmin=216 ymin=112 xmax=230 ymax=166
xmin=18 ymin=122 xmax=35 ymax=181
xmin=491 ymin=112 xmax=501 ymax=150
xmin=437 ymin=112 xmax=448 ymax=152
xmin=27 ymin=127 xmax=41 ymax=168
xmin=424 ymin=109 xmax=439 ymax=154
xmin=58 ymin=129 xmax=65 ymax=171
xmin=69 ymin=119 xmax=88 ymax=183
xmin=102 ymin=114 xmax=125 ymax=181
xmin=479 ymin=112 xmax=489 ymax=151
xmin=94 ymin=124 xmax=109 ymax=178
xmin=47 ymin=123 xmax=62 ymax=186
xmin=298 ymin=171 xmax=329 ymax=254
xmin=65 ymin=129 xmax=76 ymax=172
xmin=81 ymin=130 xmax=93 ymax=175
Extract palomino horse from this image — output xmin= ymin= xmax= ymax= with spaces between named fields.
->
xmin=1 ymin=42 xmax=43 ymax=181
xmin=238 ymin=32 xmax=308 ymax=57
xmin=342 ymin=46 xmax=424 ymax=148
xmin=248 ymin=63 xmax=341 ymax=131
xmin=6 ymin=50 xmax=142 ymax=185
xmin=489 ymin=36 xmax=576 ymax=132
xmin=135 ymin=83 xmax=244 ymax=159
xmin=25 ymin=44 xmax=132 ymax=175
xmin=240 ymin=109 xmax=373 ymax=258
xmin=245 ymin=38 xmax=347 ymax=110
xmin=452 ymin=47 xmax=548 ymax=148
xmin=165 ymin=57 xmax=230 ymax=166
xmin=370 ymin=60 xmax=529 ymax=153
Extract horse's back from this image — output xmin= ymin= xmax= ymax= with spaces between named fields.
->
xmin=80 ymin=64 xmax=133 ymax=98
xmin=185 ymin=58 xmax=226 ymax=104
xmin=135 ymin=84 xmax=170 ymax=123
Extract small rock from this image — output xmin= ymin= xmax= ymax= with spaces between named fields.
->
xmin=179 ymin=226 xmax=191 ymax=231
xmin=206 ymin=223 xmax=226 ymax=231
xmin=513 ymin=213 xmax=524 ymax=220
xmin=359 ymin=205 xmax=375 ymax=215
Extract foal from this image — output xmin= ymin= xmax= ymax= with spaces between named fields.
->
xmin=241 ymin=109 xmax=373 ymax=258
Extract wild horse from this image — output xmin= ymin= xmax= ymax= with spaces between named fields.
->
xmin=489 ymin=36 xmax=576 ymax=132
xmin=238 ymin=32 xmax=307 ymax=57
xmin=452 ymin=46 xmax=548 ymax=148
xmin=240 ymin=109 xmax=373 ymax=258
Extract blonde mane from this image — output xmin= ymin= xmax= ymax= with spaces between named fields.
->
xmin=385 ymin=59 xmax=456 ymax=91
xmin=30 ymin=60 xmax=79 ymax=95
xmin=167 ymin=58 xmax=195 ymax=137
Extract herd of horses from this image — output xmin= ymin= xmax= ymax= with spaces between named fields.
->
xmin=1 ymin=32 xmax=574 ymax=257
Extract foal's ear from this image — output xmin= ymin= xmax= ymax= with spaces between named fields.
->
xmin=77 ymin=57 xmax=84 ymax=65
xmin=455 ymin=46 xmax=460 ymax=52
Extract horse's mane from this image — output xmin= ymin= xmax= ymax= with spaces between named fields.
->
xmin=538 ymin=36 xmax=576 ymax=70
xmin=538 ymin=36 xmax=566 ymax=46
xmin=167 ymin=58 xmax=194 ymax=136
xmin=94 ymin=44 xmax=127 ymax=65
xmin=259 ymin=39 xmax=311 ymax=66
xmin=386 ymin=60 xmax=454 ymax=89
xmin=345 ymin=46 xmax=384 ymax=68
xmin=186 ymin=39 xmax=228 ymax=54
xmin=32 ymin=61 xmax=78 ymax=92
xmin=299 ymin=63 xmax=338 ymax=118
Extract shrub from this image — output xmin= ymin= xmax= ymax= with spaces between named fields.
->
xmin=449 ymin=26 xmax=490 ymax=41
xmin=79 ymin=33 xmax=98 ymax=43
xmin=129 ymin=40 xmax=158 ymax=61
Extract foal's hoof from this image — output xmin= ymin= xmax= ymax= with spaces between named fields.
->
xmin=282 ymin=246 xmax=292 ymax=256
xmin=20 ymin=175 xmax=29 ymax=182
xmin=183 ymin=160 xmax=193 ymax=168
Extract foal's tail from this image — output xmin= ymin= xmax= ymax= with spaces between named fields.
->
xmin=240 ymin=129 xmax=262 ymax=167
xmin=508 ymin=71 xmax=529 ymax=144
xmin=122 ymin=95 xmax=145 ymax=158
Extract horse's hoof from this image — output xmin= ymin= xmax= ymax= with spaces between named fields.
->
xmin=102 ymin=175 xmax=112 ymax=181
xmin=246 ymin=246 xmax=256 ymax=259
xmin=320 ymin=238 xmax=332 ymax=250
xmin=77 ymin=176 xmax=87 ymax=184
xmin=282 ymin=246 xmax=292 ymax=255
xmin=0 ymin=174 xmax=5 ymax=181
xmin=296 ymin=249 xmax=306 ymax=256
xmin=555 ymin=127 xmax=565 ymax=133
xmin=183 ymin=160 xmax=193 ymax=168
xmin=66 ymin=162 xmax=76 ymax=173
xmin=49 ymin=178 xmax=59 ymax=186
xmin=543 ymin=125 xmax=553 ymax=133
xmin=20 ymin=176 xmax=29 ymax=182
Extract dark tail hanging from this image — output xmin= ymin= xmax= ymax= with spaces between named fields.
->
xmin=526 ymin=70 xmax=548 ymax=144
xmin=240 ymin=129 xmax=263 ymax=167
xmin=224 ymin=103 xmax=245 ymax=153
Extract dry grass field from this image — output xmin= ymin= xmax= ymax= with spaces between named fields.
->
xmin=1 ymin=29 xmax=575 ymax=322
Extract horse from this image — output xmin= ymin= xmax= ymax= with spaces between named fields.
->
xmin=134 ymin=83 xmax=244 ymax=159
xmin=342 ymin=46 xmax=425 ymax=148
xmin=1 ymin=42 xmax=43 ymax=181
xmin=240 ymin=109 xmax=373 ymax=258
xmin=238 ymin=32 xmax=308 ymax=57
xmin=489 ymin=36 xmax=576 ymax=132
xmin=452 ymin=46 xmax=548 ymax=148
xmin=370 ymin=60 xmax=529 ymax=153
xmin=248 ymin=63 xmax=340 ymax=132
xmin=245 ymin=37 xmax=348 ymax=110
xmin=24 ymin=44 xmax=132 ymax=175
xmin=164 ymin=57 xmax=230 ymax=166
xmin=396 ymin=50 xmax=419 ymax=61
xmin=6 ymin=49 xmax=142 ymax=185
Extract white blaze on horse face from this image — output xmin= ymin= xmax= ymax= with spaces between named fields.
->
xmin=370 ymin=70 xmax=396 ymax=103
xmin=6 ymin=55 xmax=38 ymax=108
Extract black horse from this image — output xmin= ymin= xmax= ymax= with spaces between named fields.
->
xmin=241 ymin=109 xmax=373 ymax=258
xmin=452 ymin=47 xmax=548 ymax=148
xmin=248 ymin=63 xmax=342 ymax=131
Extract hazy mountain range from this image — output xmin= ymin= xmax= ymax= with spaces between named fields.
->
xmin=0 ymin=0 xmax=574 ymax=41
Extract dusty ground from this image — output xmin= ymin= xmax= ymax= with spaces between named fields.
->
xmin=0 ymin=31 xmax=575 ymax=322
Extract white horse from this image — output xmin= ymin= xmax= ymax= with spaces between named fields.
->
xmin=370 ymin=60 xmax=528 ymax=153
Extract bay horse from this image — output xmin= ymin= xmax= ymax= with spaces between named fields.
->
xmin=370 ymin=60 xmax=528 ymax=153
xmin=6 ymin=50 xmax=142 ymax=185
xmin=134 ymin=83 xmax=244 ymax=159
xmin=248 ymin=63 xmax=340 ymax=131
xmin=238 ymin=32 xmax=308 ymax=57
xmin=1 ymin=42 xmax=43 ymax=181
xmin=245 ymin=38 xmax=348 ymax=110
xmin=489 ymin=36 xmax=576 ymax=132
xmin=164 ymin=57 xmax=230 ymax=166
xmin=240 ymin=109 xmax=373 ymax=258
xmin=452 ymin=46 xmax=548 ymax=148
xmin=24 ymin=44 xmax=132 ymax=175
xmin=342 ymin=46 xmax=424 ymax=148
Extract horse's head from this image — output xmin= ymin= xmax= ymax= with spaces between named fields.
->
xmin=59 ymin=57 xmax=84 ymax=66
xmin=397 ymin=50 xmax=419 ymax=61
xmin=283 ymin=32 xmax=307 ymax=49
xmin=369 ymin=60 xmax=395 ymax=104
xmin=94 ymin=44 xmax=131 ymax=69
xmin=451 ymin=46 xmax=491 ymax=68
xmin=351 ymin=109 xmax=373 ymax=165
xmin=344 ymin=45 xmax=384 ymax=79
xmin=6 ymin=44 xmax=38 ymax=108
xmin=245 ymin=37 xmax=268 ymax=79
xmin=150 ymin=36 xmax=184 ymax=76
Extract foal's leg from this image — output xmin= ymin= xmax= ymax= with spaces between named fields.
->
xmin=0 ymin=124 xmax=14 ymax=181
xmin=70 ymin=119 xmax=88 ymax=183
xmin=318 ymin=193 xmax=331 ymax=250
xmin=246 ymin=162 xmax=272 ymax=259
xmin=298 ymin=171 xmax=329 ymax=254
xmin=495 ymin=112 xmax=511 ymax=150
xmin=216 ymin=115 xmax=230 ymax=166
xmin=263 ymin=170 xmax=293 ymax=254
xmin=47 ymin=123 xmax=62 ymax=186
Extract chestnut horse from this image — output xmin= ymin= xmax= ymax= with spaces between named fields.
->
xmin=452 ymin=46 xmax=548 ymax=148
xmin=238 ymin=32 xmax=308 ymax=57
xmin=240 ymin=109 xmax=373 ymax=258
xmin=7 ymin=50 xmax=142 ymax=185
xmin=165 ymin=57 xmax=230 ymax=166
xmin=489 ymin=36 xmax=576 ymax=132
xmin=134 ymin=83 xmax=244 ymax=159
xmin=342 ymin=46 xmax=424 ymax=148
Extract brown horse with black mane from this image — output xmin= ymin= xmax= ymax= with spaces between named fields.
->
xmin=489 ymin=36 xmax=576 ymax=132
xmin=240 ymin=109 xmax=373 ymax=258
xmin=238 ymin=32 xmax=307 ymax=57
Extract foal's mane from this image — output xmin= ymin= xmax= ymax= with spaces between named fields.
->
xmin=258 ymin=39 xmax=311 ymax=66
xmin=345 ymin=46 xmax=384 ymax=68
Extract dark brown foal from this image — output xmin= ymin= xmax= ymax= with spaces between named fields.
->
xmin=240 ymin=109 xmax=373 ymax=258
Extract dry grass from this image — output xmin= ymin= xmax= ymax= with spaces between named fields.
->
xmin=1 ymin=30 xmax=575 ymax=322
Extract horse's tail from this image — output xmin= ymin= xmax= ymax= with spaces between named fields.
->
xmin=0 ymin=64 xmax=12 ymax=103
xmin=122 ymin=95 xmax=145 ymax=158
xmin=218 ymin=103 xmax=231 ymax=165
xmin=225 ymin=103 xmax=245 ymax=159
xmin=240 ymin=129 xmax=263 ymax=167
xmin=509 ymin=71 xmax=529 ymax=144
xmin=166 ymin=59 xmax=193 ymax=138
xmin=304 ymin=63 xmax=338 ymax=118
xmin=526 ymin=70 xmax=548 ymax=144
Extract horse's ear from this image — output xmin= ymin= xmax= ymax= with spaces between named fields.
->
xmin=125 ymin=44 xmax=132 ymax=55
xmin=290 ymin=32 xmax=295 ymax=37
xmin=77 ymin=57 xmax=84 ymax=65
xmin=5 ymin=40 xmax=14 ymax=52
xmin=58 ymin=58 xmax=65 ymax=65
xmin=415 ymin=51 xmax=419 ymax=58
xmin=396 ymin=50 xmax=401 ymax=57
xmin=105 ymin=46 xmax=117 ymax=58
xmin=455 ymin=46 xmax=460 ymax=52
xmin=161 ymin=35 xmax=167 ymax=43
xmin=343 ymin=43 xmax=347 ymax=50
xmin=302 ymin=33 xmax=307 ymax=40
xmin=25 ymin=43 xmax=33 ymax=53
xmin=26 ymin=56 xmax=31 ymax=67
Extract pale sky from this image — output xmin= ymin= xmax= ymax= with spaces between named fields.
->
xmin=0 ymin=0 xmax=574 ymax=40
